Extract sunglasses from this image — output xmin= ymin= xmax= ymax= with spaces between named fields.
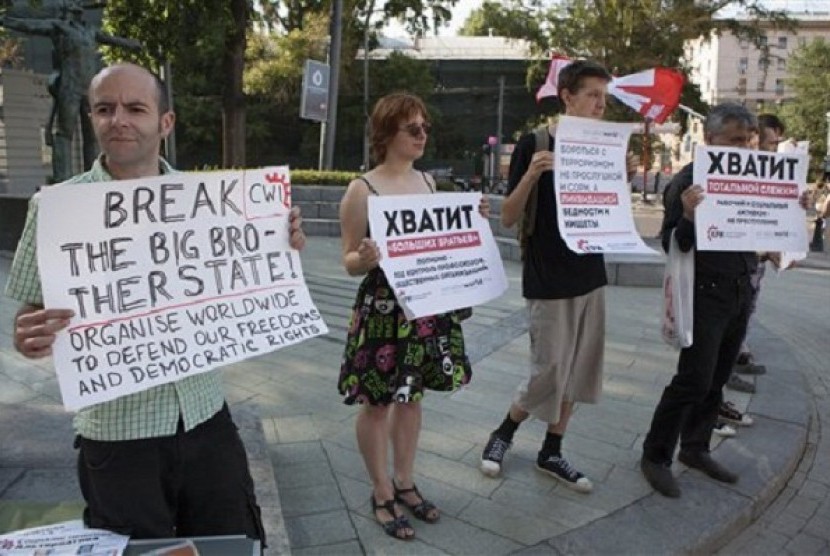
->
xmin=399 ymin=122 xmax=432 ymax=137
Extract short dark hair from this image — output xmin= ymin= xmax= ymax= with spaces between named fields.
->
xmin=704 ymin=103 xmax=757 ymax=136
xmin=757 ymin=113 xmax=785 ymax=135
xmin=88 ymin=63 xmax=171 ymax=116
xmin=557 ymin=60 xmax=612 ymax=100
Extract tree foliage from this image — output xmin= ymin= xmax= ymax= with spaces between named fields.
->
xmin=458 ymin=0 xmax=542 ymax=43
xmin=778 ymin=38 xmax=830 ymax=175
xmin=460 ymin=0 xmax=792 ymax=120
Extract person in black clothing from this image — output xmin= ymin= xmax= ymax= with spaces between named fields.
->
xmin=641 ymin=103 xmax=760 ymax=497
xmin=478 ymin=60 xmax=620 ymax=493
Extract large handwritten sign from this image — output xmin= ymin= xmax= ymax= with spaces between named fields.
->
xmin=554 ymin=116 xmax=657 ymax=254
xmin=693 ymin=146 xmax=809 ymax=251
xmin=368 ymin=192 xmax=507 ymax=320
xmin=37 ymin=168 xmax=328 ymax=411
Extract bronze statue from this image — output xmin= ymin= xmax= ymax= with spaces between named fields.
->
xmin=2 ymin=1 xmax=141 ymax=182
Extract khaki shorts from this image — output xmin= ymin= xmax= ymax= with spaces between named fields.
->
xmin=513 ymin=288 xmax=605 ymax=424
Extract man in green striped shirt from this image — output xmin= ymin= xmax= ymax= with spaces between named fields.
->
xmin=6 ymin=63 xmax=306 ymax=541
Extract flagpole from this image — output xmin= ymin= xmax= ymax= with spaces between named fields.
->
xmin=642 ymin=118 xmax=652 ymax=204
xmin=677 ymin=104 xmax=705 ymax=120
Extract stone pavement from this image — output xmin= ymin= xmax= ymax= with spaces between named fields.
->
xmin=0 ymin=234 xmax=827 ymax=554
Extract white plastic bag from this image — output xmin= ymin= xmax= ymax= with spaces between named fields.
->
xmin=661 ymin=229 xmax=694 ymax=349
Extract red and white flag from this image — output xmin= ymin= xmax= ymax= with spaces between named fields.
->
xmin=536 ymin=55 xmax=685 ymax=124
xmin=535 ymin=54 xmax=573 ymax=102
xmin=608 ymin=68 xmax=685 ymax=124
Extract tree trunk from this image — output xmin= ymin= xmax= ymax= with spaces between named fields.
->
xmin=222 ymin=0 xmax=247 ymax=168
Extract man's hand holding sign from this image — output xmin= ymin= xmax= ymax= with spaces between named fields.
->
xmin=35 ymin=167 xmax=322 ymax=411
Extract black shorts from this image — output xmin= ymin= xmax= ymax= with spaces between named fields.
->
xmin=76 ymin=404 xmax=265 ymax=543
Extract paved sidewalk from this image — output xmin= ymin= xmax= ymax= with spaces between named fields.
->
xmin=0 ymin=237 xmax=826 ymax=554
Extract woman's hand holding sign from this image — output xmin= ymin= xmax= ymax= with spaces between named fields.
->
xmin=478 ymin=195 xmax=491 ymax=219
xmin=14 ymin=305 xmax=74 ymax=359
xmin=681 ymin=185 xmax=705 ymax=222
xmin=357 ymin=238 xmax=381 ymax=271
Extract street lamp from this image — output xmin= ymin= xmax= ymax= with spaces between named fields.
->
xmin=362 ymin=0 xmax=379 ymax=171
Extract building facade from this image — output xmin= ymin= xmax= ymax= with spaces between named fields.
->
xmin=679 ymin=9 xmax=830 ymax=165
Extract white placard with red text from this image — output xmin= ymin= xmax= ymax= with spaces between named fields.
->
xmin=368 ymin=192 xmax=507 ymax=320
xmin=693 ymin=146 xmax=809 ymax=251
xmin=37 ymin=167 xmax=327 ymax=411
xmin=554 ymin=115 xmax=657 ymax=254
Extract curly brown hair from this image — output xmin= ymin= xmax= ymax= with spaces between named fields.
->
xmin=369 ymin=93 xmax=429 ymax=165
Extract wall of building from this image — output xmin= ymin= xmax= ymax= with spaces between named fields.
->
xmin=0 ymin=69 xmax=53 ymax=197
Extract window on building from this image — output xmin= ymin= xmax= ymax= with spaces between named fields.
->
xmin=739 ymin=38 xmax=749 ymax=49
xmin=758 ymin=58 xmax=770 ymax=70
xmin=778 ymin=36 xmax=787 ymax=49
xmin=759 ymin=35 xmax=768 ymax=46
xmin=737 ymin=77 xmax=746 ymax=95
xmin=757 ymin=78 xmax=765 ymax=91
xmin=778 ymin=57 xmax=786 ymax=70
xmin=738 ymin=57 xmax=748 ymax=74
xmin=775 ymin=79 xmax=785 ymax=95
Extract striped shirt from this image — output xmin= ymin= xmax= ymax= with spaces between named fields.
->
xmin=5 ymin=157 xmax=224 ymax=441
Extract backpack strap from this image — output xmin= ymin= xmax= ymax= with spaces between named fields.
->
xmin=519 ymin=126 xmax=552 ymax=260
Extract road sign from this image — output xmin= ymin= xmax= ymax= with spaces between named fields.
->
xmin=301 ymin=60 xmax=329 ymax=122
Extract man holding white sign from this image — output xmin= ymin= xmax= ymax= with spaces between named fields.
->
xmin=479 ymin=60 xmax=635 ymax=492
xmin=5 ymin=64 xmax=306 ymax=541
xmin=641 ymin=104 xmax=810 ymax=498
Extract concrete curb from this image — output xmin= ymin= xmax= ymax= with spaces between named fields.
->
xmin=540 ymin=321 xmax=810 ymax=554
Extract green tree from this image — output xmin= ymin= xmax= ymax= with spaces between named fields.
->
xmin=778 ymin=38 xmax=830 ymax=175
xmin=458 ymin=0 xmax=542 ymax=43
xmin=461 ymin=0 xmax=791 ymax=116
xmin=102 ymin=1 xmax=246 ymax=166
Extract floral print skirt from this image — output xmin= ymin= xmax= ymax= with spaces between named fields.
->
xmin=338 ymin=269 xmax=472 ymax=405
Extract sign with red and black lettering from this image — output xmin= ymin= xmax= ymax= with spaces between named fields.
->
xmin=693 ymin=146 xmax=809 ymax=251
xmin=368 ymin=192 xmax=507 ymax=320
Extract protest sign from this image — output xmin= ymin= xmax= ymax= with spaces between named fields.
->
xmin=0 ymin=520 xmax=128 ymax=555
xmin=37 ymin=167 xmax=328 ymax=411
xmin=554 ymin=116 xmax=657 ymax=255
xmin=368 ymin=192 xmax=507 ymax=320
xmin=693 ymin=146 xmax=809 ymax=251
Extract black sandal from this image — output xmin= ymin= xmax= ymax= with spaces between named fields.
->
xmin=393 ymin=480 xmax=440 ymax=523
xmin=371 ymin=496 xmax=414 ymax=540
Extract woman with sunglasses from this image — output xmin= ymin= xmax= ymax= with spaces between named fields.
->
xmin=338 ymin=93 xmax=484 ymax=541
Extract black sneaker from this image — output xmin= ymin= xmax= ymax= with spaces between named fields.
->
xmin=718 ymin=401 xmax=754 ymax=426
xmin=536 ymin=453 xmax=593 ymax=493
xmin=480 ymin=434 xmax=511 ymax=477
xmin=734 ymin=353 xmax=766 ymax=375
xmin=678 ymin=450 xmax=738 ymax=483
xmin=725 ymin=373 xmax=755 ymax=393
xmin=640 ymin=457 xmax=680 ymax=498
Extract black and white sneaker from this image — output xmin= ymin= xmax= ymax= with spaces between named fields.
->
xmin=713 ymin=422 xmax=737 ymax=437
xmin=480 ymin=434 xmax=511 ymax=477
xmin=719 ymin=401 xmax=754 ymax=426
xmin=536 ymin=454 xmax=593 ymax=493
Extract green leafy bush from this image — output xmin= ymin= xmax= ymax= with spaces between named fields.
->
xmin=291 ymin=169 xmax=360 ymax=185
